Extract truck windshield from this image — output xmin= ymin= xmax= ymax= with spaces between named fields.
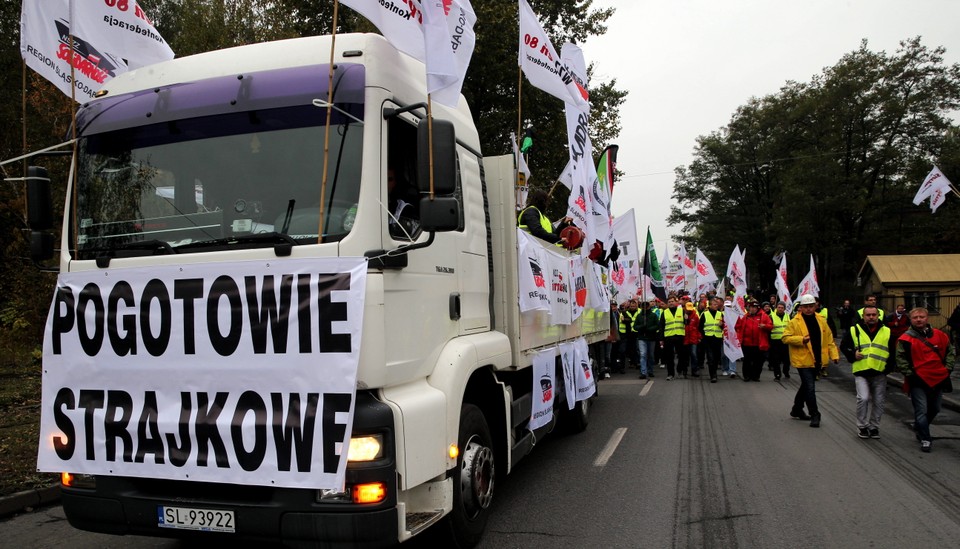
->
xmin=75 ymin=104 xmax=362 ymax=258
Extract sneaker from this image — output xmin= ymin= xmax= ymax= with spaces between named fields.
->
xmin=659 ymin=364 xmax=666 ymax=369
xmin=666 ymin=376 xmax=674 ymax=381
xmin=774 ymin=375 xmax=781 ymax=381
xmin=857 ymin=427 xmax=870 ymax=439
xmin=710 ymin=378 xmax=718 ymax=383
xmin=729 ymin=373 xmax=738 ymax=379
xmin=869 ymin=428 xmax=880 ymax=439
xmin=921 ymin=440 xmax=932 ymax=453
xmin=722 ymin=372 xmax=730 ymax=376
xmin=809 ymin=414 xmax=821 ymax=428
xmin=790 ymin=409 xmax=811 ymax=421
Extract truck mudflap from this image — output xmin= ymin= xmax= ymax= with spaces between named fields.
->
xmin=60 ymin=391 xmax=402 ymax=548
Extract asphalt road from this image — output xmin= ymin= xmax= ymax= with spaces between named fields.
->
xmin=3 ymin=361 xmax=960 ymax=548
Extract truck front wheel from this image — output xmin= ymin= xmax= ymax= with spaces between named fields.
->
xmin=445 ymin=403 xmax=495 ymax=548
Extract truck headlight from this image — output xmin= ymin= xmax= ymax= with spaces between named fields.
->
xmin=347 ymin=434 xmax=383 ymax=462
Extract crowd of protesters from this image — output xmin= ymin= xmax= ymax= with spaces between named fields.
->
xmin=603 ymin=289 xmax=955 ymax=453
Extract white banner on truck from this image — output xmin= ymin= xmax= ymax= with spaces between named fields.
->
xmin=37 ymin=257 xmax=367 ymax=491
xmin=529 ymin=348 xmax=555 ymax=430
xmin=574 ymin=337 xmax=596 ymax=401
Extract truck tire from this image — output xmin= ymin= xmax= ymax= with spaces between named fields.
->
xmin=444 ymin=403 xmax=495 ymax=548
xmin=564 ymin=396 xmax=590 ymax=434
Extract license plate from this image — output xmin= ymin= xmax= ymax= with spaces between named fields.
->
xmin=158 ymin=506 xmax=235 ymax=533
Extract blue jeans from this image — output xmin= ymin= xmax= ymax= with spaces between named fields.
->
xmin=689 ymin=343 xmax=699 ymax=374
xmin=793 ymin=367 xmax=819 ymax=416
xmin=639 ymin=340 xmax=656 ymax=375
xmin=909 ymin=381 xmax=943 ymax=442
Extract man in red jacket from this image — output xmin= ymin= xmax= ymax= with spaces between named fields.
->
xmin=736 ymin=299 xmax=773 ymax=381
xmin=896 ymin=307 xmax=955 ymax=452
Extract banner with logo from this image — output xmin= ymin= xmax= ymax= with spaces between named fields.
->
xmin=38 ymin=258 xmax=367 ymax=490
xmin=610 ymin=210 xmax=639 ymax=299
xmin=341 ymin=0 xmax=425 ymax=61
xmin=422 ymin=0 xmax=476 ymax=107
xmin=20 ymin=0 xmax=173 ymax=101
xmin=529 ymin=348 xmax=555 ymax=430
xmin=517 ymin=229 xmax=551 ymax=312
xmin=588 ymin=263 xmax=610 ymax=309
xmin=570 ymin=258 xmax=588 ymax=322
xmin=517 ymin=0 xmax=589 ymax=111
xmin=574 ymin=337 xmax=596 ymax=401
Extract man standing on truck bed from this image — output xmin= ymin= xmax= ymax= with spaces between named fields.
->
xmin=518 ymin=189 xmax=571 ymax=245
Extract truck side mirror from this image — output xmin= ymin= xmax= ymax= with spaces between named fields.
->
xmin=418 ymin=196 xmax=460 ymax=232
xmin=417 ymin=118 xmax=457 ymax=195
xmin=27 ymin=166 xmax=52 ymax=231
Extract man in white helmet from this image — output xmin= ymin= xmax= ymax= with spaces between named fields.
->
xmin=782 ymin=294 xmax=839 ymax=428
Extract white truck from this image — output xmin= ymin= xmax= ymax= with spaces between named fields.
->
xmin=30 ymin=33 xmax=608 ymax=548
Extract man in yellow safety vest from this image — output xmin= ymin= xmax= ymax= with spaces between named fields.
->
xmin=839 ymin=305 xmax=890 ymax=439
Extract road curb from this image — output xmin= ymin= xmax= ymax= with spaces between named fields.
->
xmin=0 ymin=484 xmax=59 ymax=519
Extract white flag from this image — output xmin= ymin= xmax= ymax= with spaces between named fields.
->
xmin=518 ymin=0 xmax=589 ymax=111
xmin=808 ymin=254 xmax=820 ymax=294
xmin=931 ymin=185 xmax=949 ymax=212
xmin=913 ymin=166 xmax=953 ymax=205
xmin=694 ymin=249 xmax=718 ymax=284
xmin=679 ymin=243 xmax=695 ymax=279
xmin=530 ymin=348 xmax=555 ymax=430
xmin=341 ymin=0 xmax=425 ymax=61
xmin=556 ymin=159 xmax=574 ymax=190
xmin=796 ymin=270 xmax=819 ymax=299
xmin=20 ymin=0 xmax=173 ymax=101
xmin=774 ymin=254 xmax=792 ymax=312
xmin=723 ymin=300 xmax=744 ymax=362
xmin=422 ymin=0 xmax=476 ymax=107
xmin=726 ymin=246 xmax=747 ymax=295
xmin=611 ymin=210 xmax=640 ymax=298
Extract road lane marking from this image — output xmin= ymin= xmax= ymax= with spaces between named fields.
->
xmin=640 ymin=380 xmax=653 ymax=397
xmin=593 ymin=427 xmax=627 ymax=467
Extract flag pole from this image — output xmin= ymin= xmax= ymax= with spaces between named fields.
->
xmin=516 ymin=67 xmax=523 ymax=150
xmin=21 ymin=60 xmax=27 ymax=179
xmin=318 ymin=0 xmax=341 ymax=243
xmin=68 ymin=0 xmax=79 ymax=256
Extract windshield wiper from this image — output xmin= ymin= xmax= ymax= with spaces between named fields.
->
xmin=88 ymin=239 xmax=177 ymax=267
xmin=175 ymin=231 xmax=299 ymax=255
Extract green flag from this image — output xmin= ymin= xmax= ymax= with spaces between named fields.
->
xmin=643 ymin=227 xmax=666 ymax=301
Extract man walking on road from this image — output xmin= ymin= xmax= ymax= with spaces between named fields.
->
xmin=839 ymin=305 xmax=890 ymax=439
xmin=895 ymin=307 xmax=955 ymax=453
xmin=699 ymin=297 xmax=725 ymax=383
xmin=660 ymin=295 xmax=689 ymax=380
xmin=769 ymin=302 xmax=791 ymax=380
xmin=783 ymin=294 xmax=839 ymax=427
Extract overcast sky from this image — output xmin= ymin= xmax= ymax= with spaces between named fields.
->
xmin=580 ymin=0 xmax=960 ymax=259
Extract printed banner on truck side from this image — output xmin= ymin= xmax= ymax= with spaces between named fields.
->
xmin=37 ymin=257 xmax=367 ymax=491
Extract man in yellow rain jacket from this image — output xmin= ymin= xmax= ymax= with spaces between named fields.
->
xmin=782 ymin=294 xmax=839 ymax=428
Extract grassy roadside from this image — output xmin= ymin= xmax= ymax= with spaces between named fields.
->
xmin=0 ymin=340 xmax=58 ymax=496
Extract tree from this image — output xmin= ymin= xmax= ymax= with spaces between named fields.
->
xmin=669 ymin=38 xmax=960 ymax=302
